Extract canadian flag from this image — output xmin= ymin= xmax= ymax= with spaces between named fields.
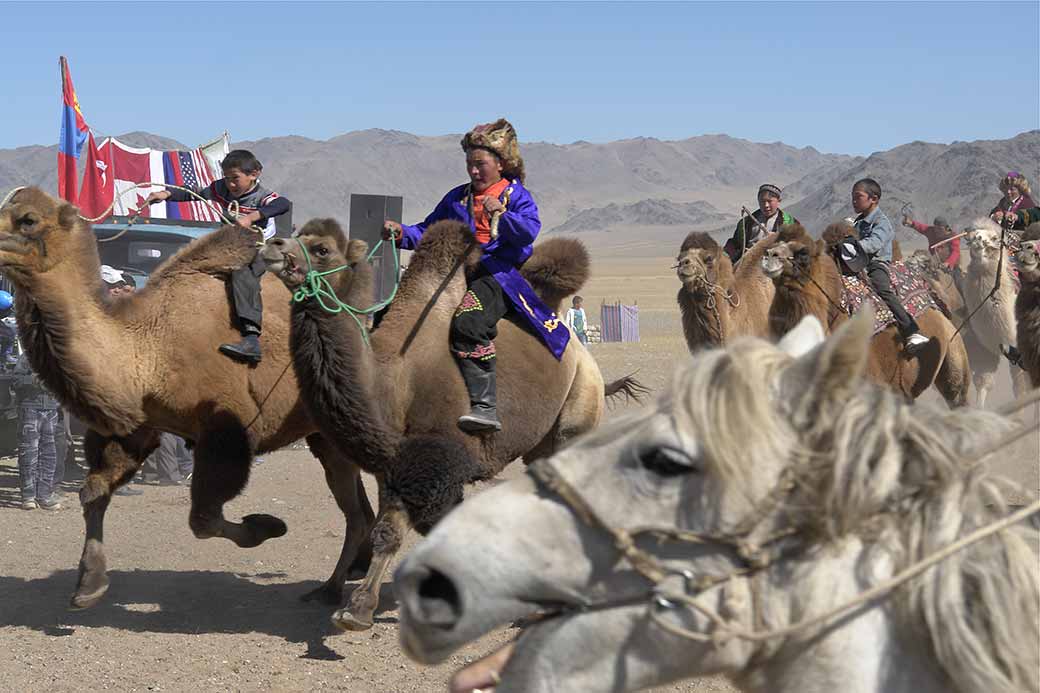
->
xmin=77 ymin=132 xmax=114 ymax=221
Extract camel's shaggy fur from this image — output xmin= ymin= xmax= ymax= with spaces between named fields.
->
xmin=1015 ymin=222 xmax=1040 ymax=387
xmin=963 ymin=218 xmax=1026 ymax=404
xmin=675 ymin=230 xmax=775 ymax=350
xmin=265 ymin=217 xmax=623 ymax=631
xmin=763 ymin=223 xmax=970 ymax=405
xmin=0 ymin=188 xmax=376 ymax=614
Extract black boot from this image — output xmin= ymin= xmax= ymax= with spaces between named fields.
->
xmin=220 ymin=332 xmax=262 ymax=364
xmin=456 ymin=358 xmax=501 ymax=433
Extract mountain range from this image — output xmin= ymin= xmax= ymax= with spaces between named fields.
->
xmin=2 ymin=129 xmax=1037 ymax=240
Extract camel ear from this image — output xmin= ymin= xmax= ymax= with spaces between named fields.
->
xmin=779 ymin=307 xmax=873 ymax=427
xmin=345 ymin=238 xmax=369 ymax=266
xmin=58 ymin=201 xmax=79 ymax=231
xmin=777 ymin=316 xmax=825 ymax=358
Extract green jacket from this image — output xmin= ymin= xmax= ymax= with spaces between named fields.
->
xmin=723 ymin=209 xmax=796 ymax=263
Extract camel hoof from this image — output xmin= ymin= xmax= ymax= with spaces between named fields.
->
xmin=300 ymin=583 xmax=342 ymax=605
xmin=239 ymin=513 xmax=288 ymax=548
xmin=331 ymin=607 xmax=373 ymax=632
xmin=69 ymin=578 xmax=109 ymax=611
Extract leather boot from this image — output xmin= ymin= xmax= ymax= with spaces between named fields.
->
xmin=456 ymin=358 xmax=501 ymax=433
xmin=220 ymin=332 xmax=262 ymax=364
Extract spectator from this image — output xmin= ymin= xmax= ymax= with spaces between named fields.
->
xmin=564 ymin=296 xmax=589 ymax=345
xmin=990 ymin=171 xmax=1036 ymax=226
xmin=142 ymin=433 xmax=193 ymax=485
xmin=0 ymin=290 xmax=16 ymax=366
xmin=14 ymin=353 xmax=62 ymax=510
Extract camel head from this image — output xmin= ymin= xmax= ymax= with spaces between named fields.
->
xmin=261 ymin=218 xmax=368 ymax=292
xmin=1016 ymin=222 xmax=1040 ymax=283
xmin=762 ymin=223 xmax=818 ymax=286
xmin=965 ymin=218 xmax=1003 ymax=267
xmin=905 ymin=248 xmax=943 ymax=279
xmin=674 ymin=231 xmax=732 ymax=293
xmin=0 ymin=187 xmax=93 ymax=285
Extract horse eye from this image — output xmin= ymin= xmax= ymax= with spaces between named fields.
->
xmin=639 ymin=447 xmax=698 ymax=477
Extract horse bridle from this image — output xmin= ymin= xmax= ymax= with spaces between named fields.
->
xmin=525 ymin=460 xmax=800 ymax=628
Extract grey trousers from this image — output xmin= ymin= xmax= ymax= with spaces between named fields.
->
xmin=144 ymin=433 xmax=193 ymax=481
xmin=18 ymin=406 xmax=58 ymax=502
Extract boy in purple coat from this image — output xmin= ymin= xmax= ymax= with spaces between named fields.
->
xmin=384 ymin=119 xmax=564 ymax=433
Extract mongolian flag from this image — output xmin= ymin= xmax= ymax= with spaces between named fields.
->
xmin=57 ymin=56 xmax=89 ymax=202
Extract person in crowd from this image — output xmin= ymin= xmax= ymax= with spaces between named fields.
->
xmin=0 ymin=290 xmax=17 ymax=365
xmin=382 ymin=119 xmax=560 ymax=433
xmin=142 ymin=433 xmax=193 ymax=485
xmin=848 ymin=178 xmax=929 ymax=351
xmin=990 ymin=171 xmax=1036 ymax=226
xmin=14 ymin=353 xmax=62 ymax=510
xmin=564 ymin=296 xmax=588 ymax=345
xmin=145 ymin=150 xmax=291 ymax=364
xmin=723 ymin=184 xmax=798 ymax=264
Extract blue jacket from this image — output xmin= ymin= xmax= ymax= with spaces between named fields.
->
xmin=400 ymin=180 xmax=540 ymax=268
xmin=854 ymin=206 xmax=895 ymax=262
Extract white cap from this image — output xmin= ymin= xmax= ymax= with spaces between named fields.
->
xmin=100 ymin=265 xmax=124 ymax=285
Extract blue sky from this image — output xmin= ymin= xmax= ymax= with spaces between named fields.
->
xmin=2 ymin=1 xmax=1037 ymax=155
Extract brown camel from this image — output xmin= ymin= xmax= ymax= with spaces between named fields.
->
xmin=674 ymin=231 xmax=776 ymax=350
xmin=262 ymin=218 xmax=629 ymax=631
xmin=762 ymin=223 xmax=970 ymax=405
xmin=1015 ymin=222 xmax=1040 ymax=387
xmin=0 ymin=188 xmax=375 ymax=611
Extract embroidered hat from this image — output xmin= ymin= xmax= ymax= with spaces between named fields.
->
xmin=461 ymin=119 xmax=526 ymax=184
xmin=758 ymin=183 xmax=783 ymax=199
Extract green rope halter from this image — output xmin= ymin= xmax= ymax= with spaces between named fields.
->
xmin=290 ymin=236 xmax=401 ymax=346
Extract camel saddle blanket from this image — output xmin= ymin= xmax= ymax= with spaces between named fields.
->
xmin=482 ymin=256 xmax=570 ymax=360
xmin=840 ymin=262 xmax=937 ymax=336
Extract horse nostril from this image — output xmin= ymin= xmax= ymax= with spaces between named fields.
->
xmin=415 ymin=568 xmax=462 ymax=629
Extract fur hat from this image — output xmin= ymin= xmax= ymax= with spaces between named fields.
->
xmin=461 ymin=118 xmax=525 ymax=184
xmin=999 ymin=171 xmax=1031 ymax=196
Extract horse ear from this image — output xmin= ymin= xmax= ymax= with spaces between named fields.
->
xmin=780 ymin=307 xmax=873 ymax=427
xmin=777 ymin=316 xmax=825 ymax=357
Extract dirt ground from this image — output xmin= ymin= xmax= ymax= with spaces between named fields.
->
xmin=1 ymin=232 xmax=1036 ymax=692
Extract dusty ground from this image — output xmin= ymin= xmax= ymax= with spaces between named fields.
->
xmin=1 ymin=233 xmax=1036 ymax=692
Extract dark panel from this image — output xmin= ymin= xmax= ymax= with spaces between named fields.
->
xmin=349 ymin=194 xmax=403 ymax=305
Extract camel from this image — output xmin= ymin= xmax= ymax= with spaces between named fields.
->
xmin=905 ymin=249 xmax=1004 ymax=405
xmin=674 ymin=231 xmax=775 ymax=350
xmin=761 ymin=223 xmax=970 ymax=405
xmin=962 ymin=219 xmax=1030 ymax=405
xmin=1015 ymin=222 xmax=1040 ymax=387
xmin=0 ymin=188 xmax=375 ymax=612
xmin=395 ymin=313 xmax=1038 ymax=693
xmin=262 ymin=217 xmax=639 ymax=631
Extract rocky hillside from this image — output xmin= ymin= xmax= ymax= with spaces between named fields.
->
xmin=550 ymin=198 xmax=729 ymax=233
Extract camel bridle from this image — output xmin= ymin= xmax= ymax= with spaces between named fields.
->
xmin=522 ymin=391 xmax=1040 ymax=646
xmin=525 ymin=460 xmax=798 ymax=636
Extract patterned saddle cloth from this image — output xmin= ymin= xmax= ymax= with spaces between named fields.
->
xmin=839 ymin=262 xmax=937 ymax=335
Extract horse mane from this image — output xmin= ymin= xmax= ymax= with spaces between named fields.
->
xmin=667 ymin=337 xmax=1039 ymax=692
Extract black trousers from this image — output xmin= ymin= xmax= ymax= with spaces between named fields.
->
xmin=866 ymin=260 xmax=919 ymax=337
xmin=450 ymin=273 xmax=508 ymax=370
xmin=230 ymin=251 xmax=266 ymax=333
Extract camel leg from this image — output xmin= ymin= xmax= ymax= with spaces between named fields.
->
xmin=331 ymin=486 xmax=409 ymax=632
xmin=71 ymin=427 xmax=160 ymax=610
xmin=975 ymin=370 xmax=995 ymax=408
xmin=187 ymin=415 xmax=286 ymax=548
xmin=299 ymin=433 xmax=375 ymax=605
xmin=934 ymin=336 xmax=970 ymax=408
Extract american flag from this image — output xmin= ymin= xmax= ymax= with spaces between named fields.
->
xmin=162 ymin=148 xmax=221 ymax=222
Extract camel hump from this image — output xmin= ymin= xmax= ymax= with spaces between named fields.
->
xmin=521 ymin=238 xmax=590 ymax=312
xmin=150 ymin=225 xmax=260 ymax=283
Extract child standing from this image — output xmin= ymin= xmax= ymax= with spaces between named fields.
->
xmin=15 ymin=353 xmax=62 ymax=510
xmin=146 ymin=150 xmax=290 ymax=364
xmin=564 ymin=296 xmax=589 ymax=345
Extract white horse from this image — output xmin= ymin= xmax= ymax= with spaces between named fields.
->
xmin=395 ymin=311 xmax=1039 ymax=693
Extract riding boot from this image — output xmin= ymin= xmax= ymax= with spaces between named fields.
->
xmin=220 ymin=322 xmax=262 ymax=364
xmin=456 ymin=358 xmax=501 ymax=433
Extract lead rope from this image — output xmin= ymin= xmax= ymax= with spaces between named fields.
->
xmin=290 ymin=236 xmax=401 ymax=346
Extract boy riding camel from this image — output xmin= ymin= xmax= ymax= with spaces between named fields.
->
xmin=145 ymin=149 xmax=290 ymax=364
xmin=847 ymin=178 xmax=929 ymax=351
xmin=724 ymin=183 xmax=797 ymax=264
xmin=383 ymin=119 xmax=565 ymax=433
